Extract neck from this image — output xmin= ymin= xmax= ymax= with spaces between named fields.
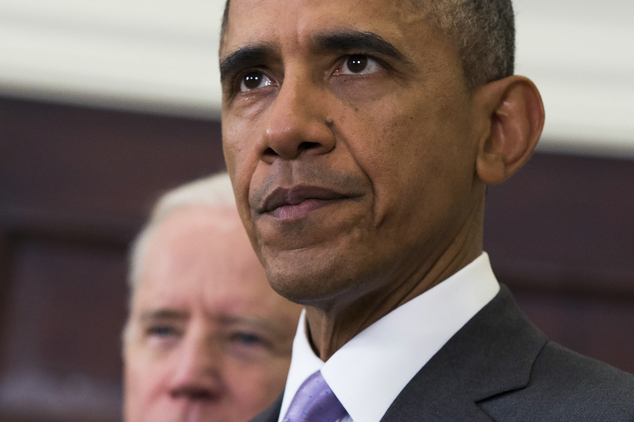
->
xmin=304 ymin=201 xmax=484 ymax=361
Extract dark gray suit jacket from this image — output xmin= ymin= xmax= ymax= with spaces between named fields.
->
xmin=251 ymin=286 xmax=634 ymax=422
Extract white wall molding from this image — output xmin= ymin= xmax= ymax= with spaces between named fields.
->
xmin=514 ymin=0 xmax=634 ymax=156
xmin=0 ymin=0 xmax=225 ymax=118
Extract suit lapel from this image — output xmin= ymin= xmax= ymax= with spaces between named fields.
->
xmin=381 ymin=347 xmax=493 ymax=422
xmin=445 ymin=285 xmax=547 ymax=402
xmin=249 ymin=394 xmax=283 ymax=422
xmin=381 ymin=286 xmax=548 ymax=422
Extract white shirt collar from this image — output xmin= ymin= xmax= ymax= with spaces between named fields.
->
xmin=278 ymin=252 xmax=500 ymax=422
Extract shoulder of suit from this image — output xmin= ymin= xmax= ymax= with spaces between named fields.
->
xmin=478 ymin=340 xmax=634 ymax=421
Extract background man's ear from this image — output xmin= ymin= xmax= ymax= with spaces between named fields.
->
xmin=475 ymin=75 xmax=545 ymax=185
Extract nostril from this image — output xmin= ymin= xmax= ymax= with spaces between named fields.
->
xmin=263 ymin=147 xmax=278 ymax=157
xmin=298 ymin=141 xmax=320 ymax=152
xmin=171 ymin=386 xmax=215 ymax=401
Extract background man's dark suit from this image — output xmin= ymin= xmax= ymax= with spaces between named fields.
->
xmin=252 ymin=287 xmax=634 ymax=422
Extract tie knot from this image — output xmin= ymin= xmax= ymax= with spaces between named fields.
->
xmin=283 ymin=371 xmax=347 ymax=422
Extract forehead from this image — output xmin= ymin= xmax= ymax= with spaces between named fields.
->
xmin=222 ymin=0 xmax=429 ymax=55
xmin=134 ymin=207 xmax=272 ymax=314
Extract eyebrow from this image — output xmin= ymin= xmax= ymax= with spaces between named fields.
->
xmin=139 ymin=310 xmax=278 ymax=330
xmin=218 ymin=315 xmax=278 ymax=333
xmin=312 ymin=30 xmax=411 ymax=65
xmin=140 ymin=309 xmax=188 ymax=323
xmin=220 ymin=43 xmax=276 ymax=84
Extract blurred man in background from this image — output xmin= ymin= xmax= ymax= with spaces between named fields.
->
xmin=122 ymin=173 xmax=302 ymax=422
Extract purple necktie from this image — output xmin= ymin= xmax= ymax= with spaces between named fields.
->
xmin=283 ymin=370 xmax=348 ymax=422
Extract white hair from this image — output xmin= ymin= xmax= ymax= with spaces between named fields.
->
xmin=128 ymin=172 xmax=237 ymax=294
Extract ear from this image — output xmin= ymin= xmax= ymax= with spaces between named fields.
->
xmin=474 ymin=75 xmax=545 ymax=185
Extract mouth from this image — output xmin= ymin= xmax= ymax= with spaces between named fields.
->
xmin=257 ymin=185 xmax=357 ymax=219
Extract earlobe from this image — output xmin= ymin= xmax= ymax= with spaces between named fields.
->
xmin=475 ymin=76 xmax=545 ymax=185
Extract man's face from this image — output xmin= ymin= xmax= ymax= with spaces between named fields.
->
xmin=123 ymin=207 xmax=302 ymax=422
xmin=221 ymin=0 xmax=485 ymax=303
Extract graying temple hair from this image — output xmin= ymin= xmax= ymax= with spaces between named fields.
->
xmin=127 ymin=172 xmax=236 ymax=294
xmin=220 ymin=0 xmax=515 ymax=89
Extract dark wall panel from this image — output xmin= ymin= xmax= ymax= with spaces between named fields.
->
xmin=3 ymin=237 xmax=127 ymax=379
xmin=0 ymin=96 xmax=225 ymax=242
xmin=514 ymin=291 xmax=634 ymax=374
xmin=0 ymin=236 xmax=126 ymax=422
xmin=485 ymin=153 xmax=634 ymax=292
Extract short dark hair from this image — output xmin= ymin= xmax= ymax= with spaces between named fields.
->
xmin=426 ymin=0 xmax=515 ymax=88
xmin=220 ymin=0 xmax=232 ymax=48
xmin=220 ymin=0 xmax=515 ymax=89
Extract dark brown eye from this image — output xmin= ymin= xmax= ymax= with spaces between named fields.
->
xmin=243 ymin=72 xmax=263 ymax=89
xmin=347 ymin=55 xmax=368 ymax=73
xmin=335 ymin=55 xmax=382 ymax=76
xmin=240 ymin=71 xmax=272 ymax=92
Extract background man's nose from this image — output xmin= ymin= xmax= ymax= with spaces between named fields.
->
xmin=168 ymin=335 xmax=225 ymax=402
xmin=261 ymin=77 xmax=336 ymax=162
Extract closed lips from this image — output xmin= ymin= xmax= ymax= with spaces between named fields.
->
xmin=259 ymin=186 xmax=354 ymax=214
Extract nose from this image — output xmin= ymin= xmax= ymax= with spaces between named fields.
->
xmin=168 ymin=331 xmax=225 ymax=402
xmin=261 ymin=73 xmax=336 ymax=162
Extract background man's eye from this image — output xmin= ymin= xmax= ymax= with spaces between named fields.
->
xmin=231 ymin=332 xmax=263 ymax=346
xmin=148 ymin=326 xmax=176 ymax=337
xmin=240 ymin=71 xmax=272 ymax=91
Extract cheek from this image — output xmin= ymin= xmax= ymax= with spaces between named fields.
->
xmin=223 ymin=359 xmax=289 ymax=413
xmin=223 ymin=116 xmax=260 ymax=223
xmin=335 ymin=96 xmax=426 ymax=211
xmin=335 ymin=89 xmax=473 ymax=237
xmin=223 ymin=116 xmax=254 ymax=182
xmin=124 ymin=354 xmax=170 ymax=419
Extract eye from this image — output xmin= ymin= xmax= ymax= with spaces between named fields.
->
xmin=230 ymin=332 xmax=264 ymax=346
xmin=239 ymin=71 xmax=274 ymax=92
xmin=335 ymin=55 xmax=383 ymax=76
xmin=147 ymin=325 xmax=178 ymax=338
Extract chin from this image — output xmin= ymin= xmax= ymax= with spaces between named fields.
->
xmin=263 ymin=248 xmax=364 ymax=306
xmin=127 ymin=404 xmax=219 ymax=422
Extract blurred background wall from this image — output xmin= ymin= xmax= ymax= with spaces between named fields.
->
xmin=0 ymin=0 xmax=633 ymax=421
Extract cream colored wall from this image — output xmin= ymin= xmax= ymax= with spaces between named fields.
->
xmin=514 ymin=0 xmax=634 ymax=157
xmin=0 ymin=0 xmax=224 ymax=118
xmin=1 ymin=0 xmax=632 ymax=157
